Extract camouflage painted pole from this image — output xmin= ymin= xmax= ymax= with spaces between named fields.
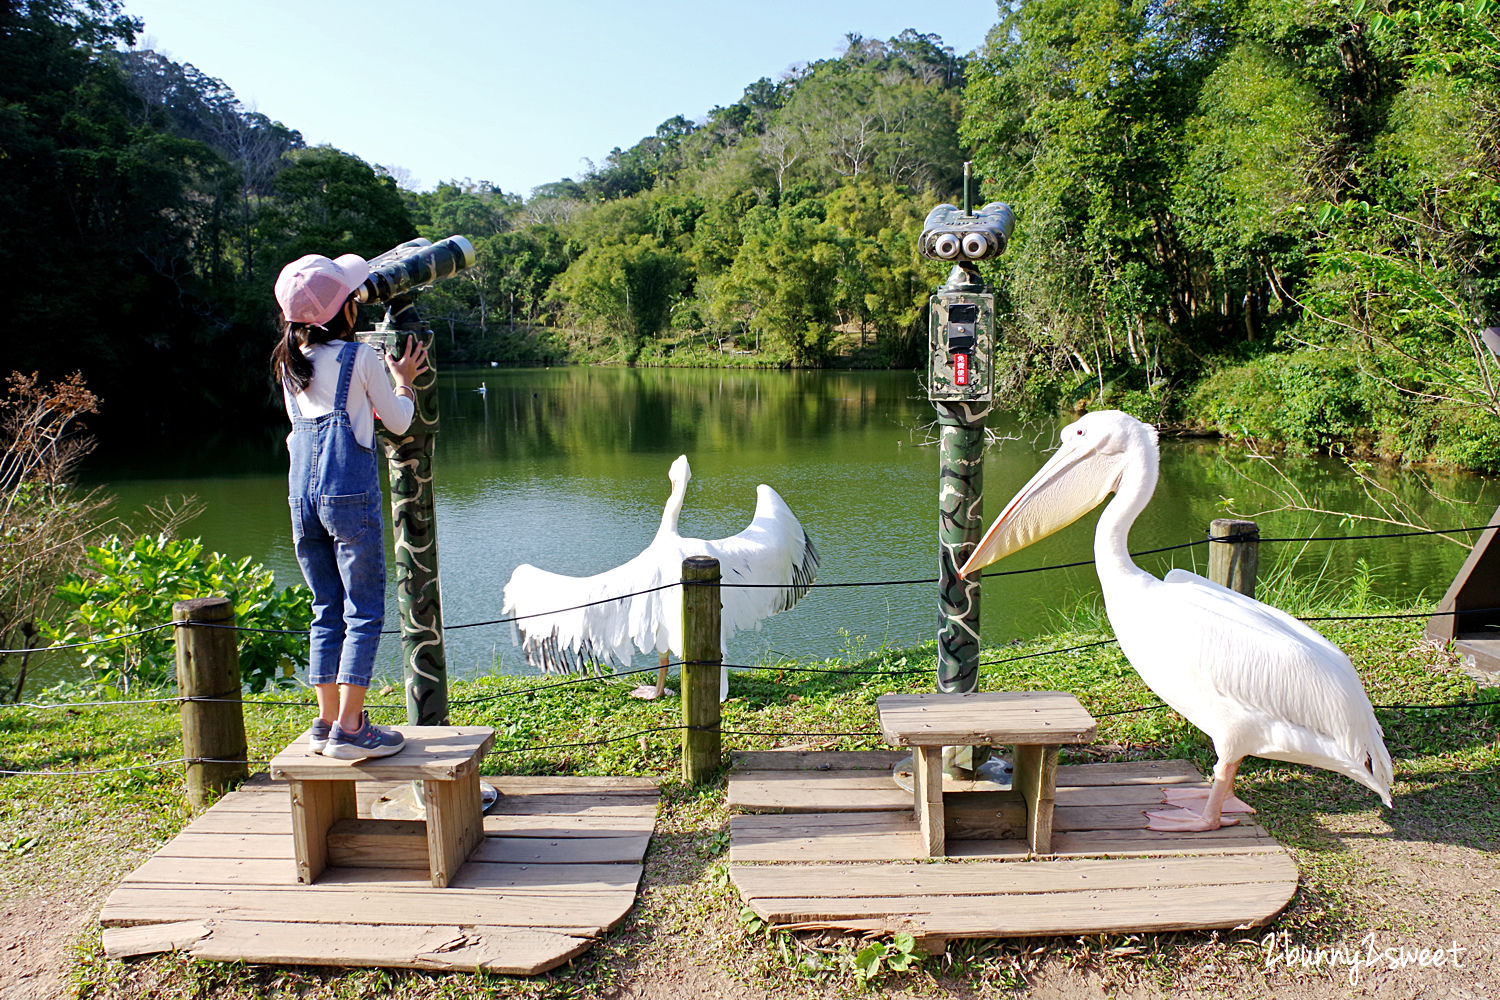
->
xmin=936 ymin=399 xmax=986 ymax=693
xmin=915 ymin=170 xmax=1014 ymax=782
xmin=361 ymin=295 xmax=449 ymax=726
xmin=928 ymin=263 xmax=996 ymax=778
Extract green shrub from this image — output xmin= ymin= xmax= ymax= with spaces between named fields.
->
xmin=38 ymin=533 xmax=311 ymax=694
xmin=1187 ymin=348 xmax=1373 ymax=452
xmin=1429 ymin=408 xmax=1500 ymax=473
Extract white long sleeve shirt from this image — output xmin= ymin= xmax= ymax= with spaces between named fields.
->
xmin=282 ymin=341 xmax=414 ymax=448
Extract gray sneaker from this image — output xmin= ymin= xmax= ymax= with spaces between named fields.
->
xmin=307 ymin=718 xmax=332 ymax=754
xmin=324 ymin=712 xmax=405 ymax=760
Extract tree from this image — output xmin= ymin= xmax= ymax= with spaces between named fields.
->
xmin=713 ymin=202 xmax=845 ymax=363
xmin=962 ymin=0 xmax=1232 ymax=415
xmin=0 ymin=373 xmax=109 ymax=701
xmin=825 ymin=182 xmax=930 ymax=362
xmin=1172 ymin=42 xmax=1329 ymax=343
xmin=409 ymin=179 xmax=519 ymax=240
xmin=254 ymin=146 xmax=417 ymax=272
xmin=551 ymin=237 xmax=690 ymax=359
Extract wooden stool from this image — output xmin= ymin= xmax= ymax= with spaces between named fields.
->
xmin=269 ymin=726 xmax=494 ymax=888
xmin=876 ymin=692 xmax=1096 ymax=857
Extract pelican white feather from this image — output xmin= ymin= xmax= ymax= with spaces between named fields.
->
xmin=959 ymin=410 xmax=1393 ymax=831
xmin=501 ymin=455 xmax=819 ymax=700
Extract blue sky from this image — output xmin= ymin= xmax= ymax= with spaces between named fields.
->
xmin=121 ymin=0 xmax=998 ymax=196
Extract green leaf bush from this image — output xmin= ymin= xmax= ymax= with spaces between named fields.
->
xmin=38 ymin=534 xmax=311 ymax=694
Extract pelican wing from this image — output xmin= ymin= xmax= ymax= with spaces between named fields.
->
xmin=1116 ymin=569 xmax=1392 ymax=803
xmin=501 ymin=550 xmax=675 ymax=673
xmin=691 ymin=484 xmax=820 ymax=639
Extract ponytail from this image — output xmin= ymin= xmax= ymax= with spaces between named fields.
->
xmin=269 ymin=298 xmax=358 ymax=396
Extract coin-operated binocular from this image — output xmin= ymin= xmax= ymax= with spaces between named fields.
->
xmin=357 ymin=234 xmax=475 ymax=393
xmin=919 ymin=202 xmax=1016 ymax=263
xmin=356 ymin=235 xmax=476 ymax=305
xmin=350 ymin=233 xmax=477 ymax=732
xmin=921 ymin=202 xmax=1014 ymax=403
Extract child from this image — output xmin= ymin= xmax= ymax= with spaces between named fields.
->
xmin=271 ymin=253 xmax=429 ymax=760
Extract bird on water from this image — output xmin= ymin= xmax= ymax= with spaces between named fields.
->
xmin=502 ymin=455 xmax=819 ymax=700
xmin=959 ymin=410 xmax=1393 ymax=831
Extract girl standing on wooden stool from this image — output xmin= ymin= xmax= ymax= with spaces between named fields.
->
xmin=272 ymin=253 xmax=428 ymax=760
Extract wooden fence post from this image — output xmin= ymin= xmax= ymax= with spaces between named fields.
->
xmin=173 ymin=596 xmax=248 ymax=810
xmin=681 ymin=556 xmax=721 ymax=784
xmin=1209 ymin=518 xmax=1260 ymax=598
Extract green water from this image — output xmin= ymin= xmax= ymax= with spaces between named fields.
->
xmin=76 ymin=366 xmax=1497 ymax=687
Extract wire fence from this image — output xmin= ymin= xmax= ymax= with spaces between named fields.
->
xmin=7 ymin=518 xmax=1500 ymax=659
xmin=9 ymin=680 xmax=1500 ymax=778
xmin=3 ymin=519 xmax=1499 ymax=776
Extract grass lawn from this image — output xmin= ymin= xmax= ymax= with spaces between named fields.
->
xmin=1 ymin=595 xmax=1496 ymax=998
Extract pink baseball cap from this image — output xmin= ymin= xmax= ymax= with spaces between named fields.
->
xmin=274 ymin=253 xmax=371 ymax=327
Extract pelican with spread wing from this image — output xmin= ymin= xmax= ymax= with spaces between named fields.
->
xmin=503 ymin=455 xmax=819 ymax=700
xmin=959 ymin=411 xmax=1393 ymax=831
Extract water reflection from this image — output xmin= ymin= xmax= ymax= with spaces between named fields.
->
xmin=81 ymin=366 xmax=1497 ymax=687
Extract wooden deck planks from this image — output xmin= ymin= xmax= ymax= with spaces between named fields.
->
xmin=100 ymin=884 xmax=635 ymax=931
xmin=183 ymin=806 xmax=657 ymax=838
xmin=730 ymin=811 xmax=924 ymax=863
xmin=99 ymin=774 xmax=659 ymax=974
xmin=184 ymin=921 xmax=595 ymax=974
xmin=728 ymin=812 xmax=1282 ymax=864
xmin=751 ymin=881 xmax=1297 ymax=937
xmin=159 ymin=830 xmax=650 ymax=866
xmin=727 ymin=750 xmax=1300 ymax=940
xmin=731 ymin=749 xmax=907 ymax=771
xmin=733 ymin=853 xmax=1297 ymax=897
xmin=121 ymin=856 xmax=643 ymax=893
xmin=728 ymin=760 xmax=1211 ymax=815
xmin=205 ymin=778 xmax=659 ymax=812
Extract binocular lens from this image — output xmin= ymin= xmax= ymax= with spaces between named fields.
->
xmin=962 ymin=233 xmax=989 ymax=258
xmin=933 ymin=233 xmax=961 ymax=259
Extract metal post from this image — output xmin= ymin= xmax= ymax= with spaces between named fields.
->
xmin=935 ymin=401 xmax=993 ymax=779
xmin=361 ymin=295 xmax=448 ymax=726
xmin=930 ymin=261 xmax=996 ymax=779
xmin=936 ymin=403 xmax=985 ymax=692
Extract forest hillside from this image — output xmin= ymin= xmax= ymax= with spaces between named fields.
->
xmin=1 ymin=1 xmax=1495 ymax=467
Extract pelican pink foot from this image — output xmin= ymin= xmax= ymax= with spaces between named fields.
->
xmin=629 ymin=655 xmax=674 ymax=700
xmin=1146 ymin=760 xmax=1247 ymax=831
xmin=1145 ymin=807 xmax=1240 ymax=832
xmin=628 ymin=684 xmax=673 ymax=700
xmin=1160 ymin=786 xmax=1255 ymax=813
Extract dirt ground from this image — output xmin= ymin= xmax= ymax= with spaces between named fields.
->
xmin=1 ymin=889 xmax=93 ymax=1000
xmin=5 ymin=805 xmax=1494 ymax=1000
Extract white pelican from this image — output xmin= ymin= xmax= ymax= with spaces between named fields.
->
xmin=502 ymin=455 xmax=819 ymax=700
xmin=959 ymin=411 xmax=1394 ymax=831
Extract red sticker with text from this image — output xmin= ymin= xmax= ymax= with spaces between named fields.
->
xmin=954 ymin=353 xmax=969 ymax=385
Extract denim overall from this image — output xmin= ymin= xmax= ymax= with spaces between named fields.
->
xmin=286 ymin=342 xmax=385 ymax=689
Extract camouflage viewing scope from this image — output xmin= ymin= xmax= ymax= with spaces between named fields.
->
xmin=919 ymin=202 xmax=1016 ymax=262
xmin=355 ymin=235 xmax=476 ymax=304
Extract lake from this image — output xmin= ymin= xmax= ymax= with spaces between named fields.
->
xmin=79 ymin=366 xmax=1498 ymax=688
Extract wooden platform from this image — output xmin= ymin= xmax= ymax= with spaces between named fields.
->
xmin=100 ymin=773 xmax=659 ymax=974
xmin=728 ymin=750 xmax=1298 ymax=947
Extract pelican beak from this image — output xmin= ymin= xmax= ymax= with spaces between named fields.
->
xmin=958 ymin=438 xmax=1117 ymax=578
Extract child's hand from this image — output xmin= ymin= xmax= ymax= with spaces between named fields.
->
xmin=386 ymin=335 xmax=429 ymax=388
